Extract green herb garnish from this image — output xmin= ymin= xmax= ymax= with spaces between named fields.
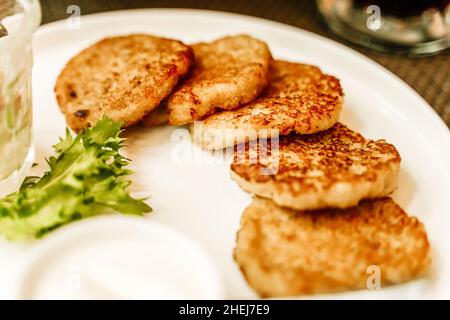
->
xmin=0 ymin=117 xmax=151 ymax=241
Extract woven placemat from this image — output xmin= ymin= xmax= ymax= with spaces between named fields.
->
xmin=40 ymin=0 xmax=450 ymax=127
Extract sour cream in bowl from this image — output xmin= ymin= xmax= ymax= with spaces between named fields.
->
xmin=15 ymin=215 xmax=225 ymax=300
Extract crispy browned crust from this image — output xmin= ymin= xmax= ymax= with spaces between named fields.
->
xmin=54 ymin=34 xmax=194 ymax=131
xmin=231 ymin=123 xmax=401 ymax=210
xmin=167 ymin=35 xmax=272 ymax=125
xmin=194 ymin=60 xmax=343 ymax=149
xmin=234 ymin=197 xmax=431 ymax=298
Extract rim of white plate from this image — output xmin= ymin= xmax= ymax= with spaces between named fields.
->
xmin=34 ymin=8 xmax=450 ymax=146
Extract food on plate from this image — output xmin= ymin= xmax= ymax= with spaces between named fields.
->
xmin=167 ymin=35 xmax=272 ymax=125
xmin=141 ymin=102 xmax=170 ymax=127
xmin=55 ymin=34 xmax=193 ymax=131
xmin=231 ymin=123 xmax=401 ymax=210
xmin=0 ymin=118 xmax=151 ymax=241
xmin=49 ymin=31 xmax=431 ymax=298
xmin=234 ymin=197 xmax=430 ymax=297
xmin=192 ymin=60 xmax=343 ymax=150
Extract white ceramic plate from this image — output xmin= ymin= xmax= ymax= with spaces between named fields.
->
xmin=1 ymin=9 xmax=450 ymax=299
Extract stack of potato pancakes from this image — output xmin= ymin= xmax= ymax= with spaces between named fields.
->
xmin=55 ymin=34 xmax=430 ymax=298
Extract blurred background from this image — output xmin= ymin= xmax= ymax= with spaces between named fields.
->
xmin=39 ymin=0 xmax=450 ymax=127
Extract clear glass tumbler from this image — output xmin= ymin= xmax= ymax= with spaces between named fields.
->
xmin=0 ymin=0 xmax=41 ymax=197
xmin=317 ymin=0 xmax=450 ymax=55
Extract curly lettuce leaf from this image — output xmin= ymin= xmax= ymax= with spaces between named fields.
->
xmin=0 ymin=118 xmax=151 ymax=241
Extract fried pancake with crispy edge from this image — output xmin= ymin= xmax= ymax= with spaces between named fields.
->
xmin=234 ymin=197 xmax=430 ymax=298
xmin=192 ymin=60 xmax=343 ymax=150
xmin=168 ymin=35 xmax=272 ymax=125
xmin=55 ymin=34 xmax=193 ymax=131
xmin=231 ymin=123 xmax=401 ymax=210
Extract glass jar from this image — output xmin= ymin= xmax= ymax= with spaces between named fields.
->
xmin=317 ymin=0 xmax=450 ymax=55
xmin=0 ymin=0 xmax=41 ymax=197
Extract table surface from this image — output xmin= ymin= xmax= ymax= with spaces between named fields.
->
xmin=40 ymin=0 xmax=450 ymax=127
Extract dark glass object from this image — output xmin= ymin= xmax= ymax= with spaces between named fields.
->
xmin=317 ymin=0 xmax=450 ymax=55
